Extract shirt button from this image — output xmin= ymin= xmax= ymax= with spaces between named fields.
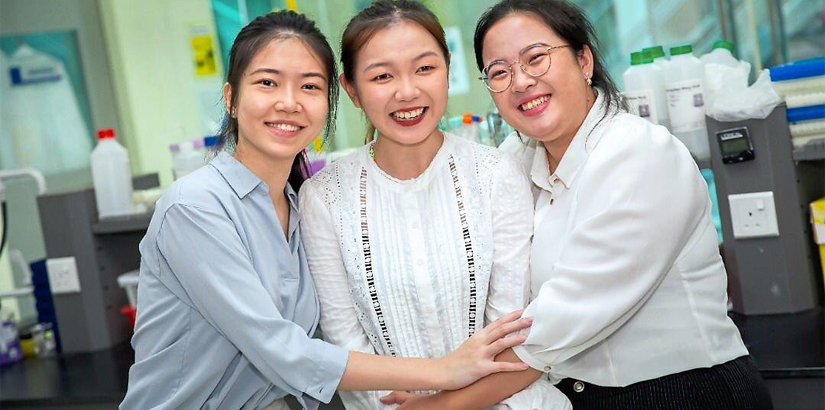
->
xmin=544 ymin=366 xmax=552 ymax=372
xmin=416 ymin=259 xmax=424 ymax=266
xmin=573 ymin=381 xmax=585 ymax=393
xmin=411 ymin=221 xmax=420 ymax=229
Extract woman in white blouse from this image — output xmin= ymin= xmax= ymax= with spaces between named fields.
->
xmin=299 ymin=1 xmax=570 ymax=410
xmin=383 ymin=1 xmax=773 ymax=409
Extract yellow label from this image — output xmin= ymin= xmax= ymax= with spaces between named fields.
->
xmin=190 ymin=35 xmax=217 ymax=77
xmin=286 ymin=0 xmax=298 ymax=11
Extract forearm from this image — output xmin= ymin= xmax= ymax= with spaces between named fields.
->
xmin=338 ymin=351 xmax=445 ymax=392
xmin=413 ymin=349 xmax=541 ymax=410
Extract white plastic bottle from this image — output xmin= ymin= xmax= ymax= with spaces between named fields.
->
xmin=664 ymin=44 xmax=710 ymax=161
xmin=700 ymin=40 xmax=739 ymax=67
xmin=91 ymin=128 xmax=135 ymax=219
xmin=173 ymin=139 xmax=206 ymax=179
xmin=643 ymin=46 xmax=669 ymax=71
xmin=624 ymin=51 xmax=669 ymax=128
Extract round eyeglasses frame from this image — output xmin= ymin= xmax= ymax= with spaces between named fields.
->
xmin=479 ymin=45 xmax=571 ymax=93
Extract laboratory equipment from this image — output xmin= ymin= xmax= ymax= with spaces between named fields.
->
xmin=642 ymin=45 xmax=668 ymax=70
xmin=91 ymin=128 xmax=135 ymax=219
xmin=623 ymin=51 xmax=668 ymax=128
xmin=665 ymin=44 xmax=710 ymax=160
xmin=707 ymin=105 xmax=824 ymax=315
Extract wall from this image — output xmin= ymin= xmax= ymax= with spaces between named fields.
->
xmin=98 ymin=0 xmax=225 ymax=187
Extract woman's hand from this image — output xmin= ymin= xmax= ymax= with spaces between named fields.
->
xmin=380 ymin=391 xmax=426 ymax=406
xmin=436 ymin=310 xmax=532 ymax=390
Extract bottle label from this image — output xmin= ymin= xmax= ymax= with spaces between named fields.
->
xmin=666 ymin=79 xmax=706 ymax=133
xmin=624 ymin=89 xmax=659 ymax=125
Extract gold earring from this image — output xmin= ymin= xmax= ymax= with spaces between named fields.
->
xmin=586 ymin=74 xmax=592 ymax=86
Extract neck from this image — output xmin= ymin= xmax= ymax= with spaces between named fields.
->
xmin=372 ymin=128 xmax=444 ymax=180
xmin=233 ymin=144 xmax=293 ymax=203
xmin=542 ymin=87 xmax=598 ymax=174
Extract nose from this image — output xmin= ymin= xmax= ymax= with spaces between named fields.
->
xmin=275 ymin=86 xmax=301 ymax=113
xmin=394 ymin=75 xmax=420 ymax=102
xmin=510 ymin=66 xmax=536 ymax=94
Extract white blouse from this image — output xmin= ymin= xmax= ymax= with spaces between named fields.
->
xmin=501 ymin=92 xmax=749 ymax=387
xmin=300 ymin=133 xmax=571 ymax=410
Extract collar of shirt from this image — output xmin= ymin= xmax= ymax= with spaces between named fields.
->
xmin=211 ymin=151 xmax=298 ymax=207
xmin=211 ymin=152 xmax=300 ymax=241
xmin=529 ymin=89 xmax=614 ymax=192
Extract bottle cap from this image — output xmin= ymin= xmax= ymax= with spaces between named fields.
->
xmin=630 ymin=51 xmax=643 ymax=66
xmin=643 ymin=46 xmax=666 ymax=59
xmin=97 ymin=128 xmax=115 ymax=140
xmin=670 ymin=45 xmax=693 ymax=56
xmin=712 ymin=40 xmax=735 ymax=53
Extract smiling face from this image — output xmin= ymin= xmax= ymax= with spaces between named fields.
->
xmin=481 ymin=12 xmax=593 ymax=146
xmin=224 ymin=37 xmax=329 ymax=165
xmin=342 ymin=20 xmax=448 ymax=146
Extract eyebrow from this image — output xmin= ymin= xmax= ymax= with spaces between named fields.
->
xmin=247 ymin=68 xmax=327 ymax=81
xmin=362 ymin=51 xmax=440 ymax=73
xmin=486 ymin=42 xmax=550 ymax=67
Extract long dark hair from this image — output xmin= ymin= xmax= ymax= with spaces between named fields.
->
xmin=216 ymin=10 xmax=339 ymax=190
xmin=340 ymin=0 xmax=450 ymax=143
xmin=474 ymin=0 xmax=626 ymax=115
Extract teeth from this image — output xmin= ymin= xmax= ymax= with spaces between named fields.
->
xmin=392 ymin=108 xmax=425 ymax=120
xmin=268 ymin=123 xmax=300 ymax=132
xmin=520 ymin=95 xmax=549 ymax=111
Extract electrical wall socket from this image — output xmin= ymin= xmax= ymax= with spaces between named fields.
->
xmin=46 ymin=257 xmax=82 ymax=294
xmin=728 ymin=191 xmax=780 ymax=239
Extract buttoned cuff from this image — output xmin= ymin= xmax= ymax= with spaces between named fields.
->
xmin=301 ymin=341 xmax=349 ymax=405
xmin=513 ymin=344 xmax=549 ymax=373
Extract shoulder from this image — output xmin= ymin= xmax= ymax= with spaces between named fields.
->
xmin=591 ymin=112 xmax=690 ymax=170
xmin=448 ymin=132 xmax=514 ymax=170
xmin=300 ymin=145 xmax=368 ymax=208
xmin=154 ymin=164 xmax=234 ymax=217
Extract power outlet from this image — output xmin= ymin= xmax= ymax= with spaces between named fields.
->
xmin=728 ymin=191 xmax=780 ymax=239
xmin=46 ymin=257 xmax=82 ymax=294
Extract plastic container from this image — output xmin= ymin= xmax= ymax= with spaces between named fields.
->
xmin=117 ymin=270 xmax=139 ymax=307
xmin=91 ymin=128 xmax=135 ymax=219
xmin=624 ymin=51 xmax=670 ymax=128
xmin=700 ymin=40 xmax=739 ymax=67
xmin=664 ymin=45 xmax=710 ymax=161
xmin=770 ymin=58 xmax=825 ymax=109
xmin=0 ymin=306 xmax=22 ymax=367
xmin=173 ymin=140 xmax=206 ymax=180
xmin=811 ymin=197 xmax=825 ymax=284
xmin=643 ymin=45 xmax=668 ymax=70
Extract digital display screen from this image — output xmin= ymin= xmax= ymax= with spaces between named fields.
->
xmin=721 ymin=137 xmax=750 ymax=154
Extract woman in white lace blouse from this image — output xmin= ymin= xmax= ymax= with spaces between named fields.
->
xmin=299 ymin=2 xmax=570 ymax=410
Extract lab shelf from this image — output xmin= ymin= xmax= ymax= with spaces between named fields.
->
xmin=91 ymin=212 xmax=153 ymax=235
xmin=792 ymin=138 xmax=825 ymax=161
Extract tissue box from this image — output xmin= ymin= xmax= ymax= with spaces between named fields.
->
xmin=812 ymin=197 xmax=825 ymax=280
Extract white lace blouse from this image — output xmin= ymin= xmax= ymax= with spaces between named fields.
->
xmin=299 ymin=133 xmax=571 ymax=410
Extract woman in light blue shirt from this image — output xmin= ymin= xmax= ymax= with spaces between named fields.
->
xmin=120 ymin=10 xmax=532 ymax=410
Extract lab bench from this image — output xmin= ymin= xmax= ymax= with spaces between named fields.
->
xmin=1 ymin=309 xmax=822 ymax=410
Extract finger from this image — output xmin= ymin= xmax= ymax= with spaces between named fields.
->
xmin=379 ymin=392 xmax=397 ymax=405
xmin=490 ymin=317 xmax=533 ymax=341
xmin=477 ymin=310 xmax=526 ymax=342
xmin=492 ymin=360 xmax=530 ymax=373
xmin=488 ymin=334 xmax=528 ymax=355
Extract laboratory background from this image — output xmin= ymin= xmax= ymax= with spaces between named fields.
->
xmin=0 ymin=0 xmax=823 ymax=409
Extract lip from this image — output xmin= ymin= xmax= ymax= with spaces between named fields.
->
xmin=264 ymin=120 xmax=306 ymax=138
xmin=516 ymin=94 xmax=551 ymax=117
xmin=389 ymin=106 xmax=428 ymax=127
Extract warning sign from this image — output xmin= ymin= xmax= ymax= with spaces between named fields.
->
xmin=190 ymin=29 xmax=217 ymax=77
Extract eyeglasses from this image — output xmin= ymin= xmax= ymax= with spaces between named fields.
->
xmin=479 ymin=45 xmax=571 ymax=93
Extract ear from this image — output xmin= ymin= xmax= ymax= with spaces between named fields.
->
xmin=578 ymin=45 xmax=595 ymax=77
xmin=340 ymin=73 xmax=362 ymax=109
xmin=222 ymin=83 xmax=234 ymax=117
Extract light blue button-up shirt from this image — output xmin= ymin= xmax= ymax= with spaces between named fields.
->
xmin=121 ymin=152 xmax=348 ymax=410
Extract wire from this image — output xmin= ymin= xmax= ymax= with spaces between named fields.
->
xmin=0 ymin=201 xmax=7 ymax=256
